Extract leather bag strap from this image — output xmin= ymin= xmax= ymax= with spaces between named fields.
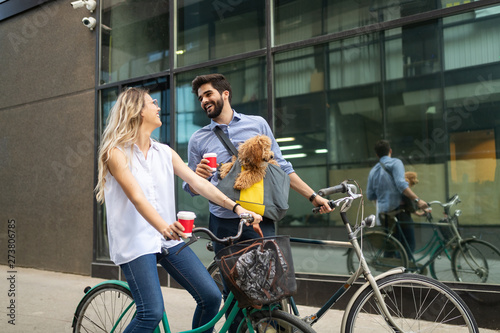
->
xmin=213 ymin=126 xmax=239 ymax=157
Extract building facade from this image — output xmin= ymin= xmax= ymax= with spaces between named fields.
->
xmin=2 ymin=0 xmax=500 ymax=322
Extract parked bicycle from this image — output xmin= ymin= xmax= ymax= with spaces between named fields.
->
xmin=72 ymin=214 xmax=315 ymax=333
xmin=346 ymin=194 xmax=500 ymax=284
xmin=208 ymin=180 xmax=479 ymax=332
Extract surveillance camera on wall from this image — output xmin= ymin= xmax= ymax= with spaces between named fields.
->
xmin=71 ymin=0 xmax=96 ymax=12
xmin=82 ymin=17 xmax=97 ymax=30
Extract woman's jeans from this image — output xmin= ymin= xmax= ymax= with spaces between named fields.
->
xmin=120 ymin=243 xmax=221 ymax=333
xmin=209 ymin=213 xmax=275 ymax=333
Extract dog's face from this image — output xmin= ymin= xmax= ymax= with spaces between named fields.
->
xmin=238 ymin=135 xmax=274 ymax=167
xmin=405 ymin=171 xmax=419 ymax=187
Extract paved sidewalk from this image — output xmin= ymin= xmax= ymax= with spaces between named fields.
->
xmin=0 ymin=265 xmax=341 ymax=332
xmin=0 ymin=265 xmax=495 ymax=332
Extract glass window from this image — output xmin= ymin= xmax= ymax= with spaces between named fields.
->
xmin=443 ymin=4 xmax=500 ymax=71
xmin=327 ymin=34 xmax=382 ymax=165
xmin=95 ymin=87 xmax=119 ymax=260
xmin=130 ymin=78 xmax=171 ymax=144
xmin=442 ymin=9 xmax=500 ymax=229
xmin=100 ymin=1 xmax=169 ymax=84
xmin=274 ymin=46 xmax=331 ymax=228
xmin=177 ymin=0 xmax=265 ymax=67
xmin=384 ymin=21 xmax=445 ymax=164
xmin=275 ymin=0 xmax=443 ymax=45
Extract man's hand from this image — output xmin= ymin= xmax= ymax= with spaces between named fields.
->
xmin=195 ymin=158 xmax=216 ymax=179
xmin=416 ymin=199 xmax=429 ymax=210
xmin=313 ymin=195 xmax=334 ymax=214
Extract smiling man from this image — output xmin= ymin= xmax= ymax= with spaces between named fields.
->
xmin=182 ymin=73 xmax=332 ymax=332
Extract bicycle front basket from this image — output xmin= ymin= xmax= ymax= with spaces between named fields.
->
xmin=215 ymin=236 xmax=296 ymax=308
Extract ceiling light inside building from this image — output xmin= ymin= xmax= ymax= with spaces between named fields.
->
xmin=276 ymin=137 xmax=295 ymax=142
xmin=280 ymin=145 xmax=303 ymax=151
xmin=282 ymin=153 xmax=306 ymax=159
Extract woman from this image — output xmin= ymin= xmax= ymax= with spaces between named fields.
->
xmin=95 ymin=87 xmax=262 ymax=332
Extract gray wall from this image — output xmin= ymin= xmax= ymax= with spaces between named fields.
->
xmin=0 ymin=0 xmax=96 ymax=275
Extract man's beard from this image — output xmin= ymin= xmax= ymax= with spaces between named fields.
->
xmin=206 ymin=97 xmax=224 ymax=119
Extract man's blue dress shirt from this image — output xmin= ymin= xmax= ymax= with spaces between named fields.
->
xmin=182 ymin=110 xmax=294 ymax=219
xmin=366 ymin=155 xmax=409 ymax=213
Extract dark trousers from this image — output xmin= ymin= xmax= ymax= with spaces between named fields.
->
xmin=380 ymin=211 xmax=416 ymax=254
xmin=209 ymin=213 xmax=275 ymax=333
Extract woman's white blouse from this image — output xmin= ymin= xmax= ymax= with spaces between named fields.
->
xmin=104 ymin=141 xmax=182 ymax=265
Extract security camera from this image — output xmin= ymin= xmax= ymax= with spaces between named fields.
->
xmin=82 ymin=17 xmax=97 ymax=30
xmin=71 ymin=1 xmax=85 ymax=9
xmin=71 ymin=0 xmax=96 ymax=12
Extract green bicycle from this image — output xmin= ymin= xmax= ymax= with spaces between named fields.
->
xmin=346 ymin=194 xmax=500 ymax=284
xmin=71 ymin=214 xmax=315 ymax=333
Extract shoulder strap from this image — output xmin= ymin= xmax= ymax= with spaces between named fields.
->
xmin=213 ymin=126 xmax=239 ymax=157
xmin=379 ymin=161 xmax=398 ymax=189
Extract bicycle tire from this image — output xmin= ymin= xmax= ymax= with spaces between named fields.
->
xmin=73 ymin=283 xmax=136 ymax=333
xmin=429 ymin=245 xmax=455 ymax=281
xmin=208 ymin=260 xmax=225 ymax=292
xmin=347 ymin=231 xmax=409 ymax=275
xmin=452 ymin=238 xmax=500 ymax=284
xmin=344 ymin=273 xmax=479 ymax=333
xmin=238 ymin=309 xmax=316 ymax=333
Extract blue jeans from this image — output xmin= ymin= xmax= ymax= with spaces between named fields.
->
xmin=120 ymin=243 xmax=221 ymax=333
xmin=209 ymin=213 xmax=275 ymax=333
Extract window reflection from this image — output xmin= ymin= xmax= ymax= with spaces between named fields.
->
xmin=177 ymin=0 xmax=265 ymax=67
xmin=100 ymin=1 xmax=169 ymax=84
xmin=94 ymin=2 xmax=500 ymax=284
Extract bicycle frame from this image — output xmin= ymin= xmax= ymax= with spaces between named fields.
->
xmin=289 ymin=193 xmax=409 ymax=333
xmin=388 ymin=200 xmax=464 ymax=276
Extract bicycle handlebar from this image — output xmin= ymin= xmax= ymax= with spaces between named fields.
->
xmin=191 ymin=213 xmax=254 ymax=246
xmin=312 ymin=180 xmax=360 ymax=214
xmin=317 ymin=181 xmax=357 ymax=196
xmin=427 ymin=194 xmax=460 ymax=209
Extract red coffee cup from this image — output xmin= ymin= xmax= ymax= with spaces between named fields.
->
xmin=203 ymin=153 xmax=217 ymax=172
xmin=177 ymin=211 xmax=196 ymax=237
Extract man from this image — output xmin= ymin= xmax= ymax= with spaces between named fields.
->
xmin=366 ymin=140 xmax=428 ymax=253
xmin=182 ymin=73 xmax=332 ymax=331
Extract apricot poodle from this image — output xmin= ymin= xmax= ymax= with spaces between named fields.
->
xmin=219 ymin=135 xmax=279 ymax=190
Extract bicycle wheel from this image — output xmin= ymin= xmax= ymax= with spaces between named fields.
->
xmin=207 ymin=260 xmax=225 ymax=292
xmin=239 ymin=309 xmax=316 ymax=333
xmin=453 ymin=239 xmax=500 ymax=284
xmin=344 ymin=273 xmax=478 ymax=333
xmin=429 ymin=245 xmax=456 ymax=282
xmin=347 ymin=231 xmax=409 ymax=275
xmin=73 ymin=283 xmax=135 ymax=333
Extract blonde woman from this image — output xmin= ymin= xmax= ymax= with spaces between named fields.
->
xmin=95 ymin=87 xmax=262 ymax=333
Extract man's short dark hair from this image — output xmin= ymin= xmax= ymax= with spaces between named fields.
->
xmin=374 ymin=140 xmax=391 ymax=157
xmin=191 ymin=73 xmax=232 ymax=104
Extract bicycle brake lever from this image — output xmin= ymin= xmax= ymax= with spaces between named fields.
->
xmin=175 ymin=236 xmax=199 ymax=255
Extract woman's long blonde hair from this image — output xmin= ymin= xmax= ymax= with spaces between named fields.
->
xmin=95 ymin=87 xmax=148 ymax=203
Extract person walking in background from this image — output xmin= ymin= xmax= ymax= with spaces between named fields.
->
xmin=95 ymin=87 xmax=262 ymax=333
xmin=366 ymin=140 xmax=428 ymax=254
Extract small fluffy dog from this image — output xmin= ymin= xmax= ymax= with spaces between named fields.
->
xmin=219 ymin=135 xmax=279 ymax=190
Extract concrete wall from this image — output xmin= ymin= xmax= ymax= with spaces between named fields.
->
xmin=0 ymin=0 xmax=96 ymax=275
